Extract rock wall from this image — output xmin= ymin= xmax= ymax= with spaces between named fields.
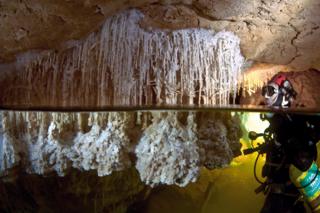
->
xmin=0 ymin=111 xmax=242 ymax=187
xmin=1 ymin=0 xmax=319 ymax=71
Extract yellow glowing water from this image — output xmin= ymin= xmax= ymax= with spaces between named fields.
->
xmin=143 ymin=112 xmax=320 ymax=213
xmin=143 ymin=137 xmax=267 ymax=213
xmin=143 ymin=153 xmax=266 ymax=213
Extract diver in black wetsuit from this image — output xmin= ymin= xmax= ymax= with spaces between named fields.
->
xmin=259 ymin=113 xmax=320 ymax=213
xmin=244 ymin=74 xmax=320 ymax=212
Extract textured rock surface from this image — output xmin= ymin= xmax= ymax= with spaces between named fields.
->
xmin=198 ymin=112 xmax=242 ymax=169
xmin=135 ymin=112 xmax=199 ymax=187
xmin=0 ymin=111 xmax=134 ymax=177
xmin=0 ymin=0 xmax=319 ymax=70
xmin=0 ymin=0 xmax=155 ymax=62
xmin=0 ymin=111 xmax=242 ymax=187
xmin=190 ymin=0 xmax=320 ymax=70
xmin=0 ymin=9 xmax=244 ymax=107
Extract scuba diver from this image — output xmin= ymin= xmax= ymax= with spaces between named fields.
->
xmin=243 ymin=73 xmax=320 ymax=212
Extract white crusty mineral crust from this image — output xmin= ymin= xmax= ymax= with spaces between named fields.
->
xmin=135 ymin=112 xmax=200 ymax=187
xmin=0 ymin=111 xmax=133 ymax=177
xmin=70 ymin=113 xmax=132 ymax=176
xmin=1 ymin=9 xmax=244 ymax=107
xmin=0 ymin=112 xmax=21 ymax=172
xmin=0 ymin=111 xmax=242 ymax=187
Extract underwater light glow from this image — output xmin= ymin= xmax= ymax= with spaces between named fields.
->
xmin=231 ymin=112 xmax=269 ymax=166
xmin=243 ymin=112 xmax=270 ymax=134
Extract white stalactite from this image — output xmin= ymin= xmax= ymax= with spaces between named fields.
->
xmin=4 ymin=9 xmax=244 ymax=107
xmin=0 ymin=9 xmax=245 ymax=186
xmin=0 ymin=111 xmax=132 ymax=177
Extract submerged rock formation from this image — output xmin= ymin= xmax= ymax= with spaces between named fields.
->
xmin=0 ymin=112 xmax=134 ymax=177
xmin=0 ymin=111 xmax=242 ymax=187
xmin=198 ymin=112 xmax=242 ymax=169
xmin=135 ymin=112 xmax=199 ymax=187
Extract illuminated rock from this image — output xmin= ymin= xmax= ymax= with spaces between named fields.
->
xmin=135 ymin=112 xmax=199 ymax=187
xmin=0 ymin=9 xmax=244 ymax=107
xmin=0 ymin=111 xmax=242 ymax=187
xmin=0 ymin=111 xmax=133 ymax=176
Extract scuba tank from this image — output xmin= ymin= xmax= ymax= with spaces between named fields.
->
xmin=290 ymin=162 xmax=320 ymax=212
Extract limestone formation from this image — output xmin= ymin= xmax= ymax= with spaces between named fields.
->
xmin=198 ymin=112 xmax=242 ymax=169
xmin=135 ymin=112 xmax=199 ymax=187
xmin=0 ymin=111 xmax=242 ymax=187
xmin=0 ymin=111 xmax=133 ymax=177
xmin=2 ymin=1 xmax=318 ymax=211
xmin=0 ymin=1 xmax=319 ymax=111
xmin=0 ymin=9 xmax=244 ymax=107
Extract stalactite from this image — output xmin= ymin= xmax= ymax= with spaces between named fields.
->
xmin=241 ymin=70 xmax=278 ymax=96
xmin=0 ymin=112 xmax=20 ymax=173
xmin=1 ymin=9 xmax=244 ymax=107
xmin=240 ymin=64 xmax=291 ymax=97
xmin=0 ymin=111 xmax=134 ymax=177
xmin=0 ymin=110 xmax=242 ymax=187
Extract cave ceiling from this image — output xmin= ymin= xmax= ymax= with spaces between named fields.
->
xmin=0 ymin=0 xmax=319 ymax=71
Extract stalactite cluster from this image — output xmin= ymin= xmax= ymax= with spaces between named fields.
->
xmin=0 ymin=9 xmax=244 ymax=107
xmin=0 ymin=111 xmax=242 ymax=187
xmin=0 ymin=9 xmax=244 ymax=188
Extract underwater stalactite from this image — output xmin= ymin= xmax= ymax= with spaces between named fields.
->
xmin=0 ymin=111 xmax=242 ymax=187
xmin=135 ymin=112 xmax=199 ymax=187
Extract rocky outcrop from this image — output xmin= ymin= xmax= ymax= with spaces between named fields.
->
xmin=0 ymin=111 xmax=242 ymax=187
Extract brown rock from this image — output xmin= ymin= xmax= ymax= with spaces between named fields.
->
xmin=0 ymin=0 xmax=320 ymax=70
